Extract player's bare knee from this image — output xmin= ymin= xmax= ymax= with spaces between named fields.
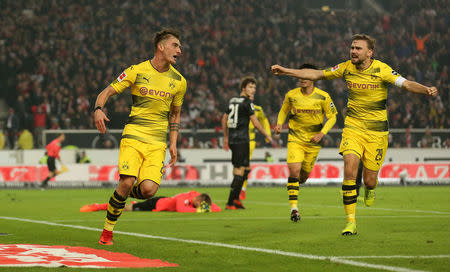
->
xmin=343 ymin=154 xmax=360 ymax=180
xmin=140 ymin=181 xmax=159 ymax=198
xmin=140 ymin=190 xmax=155 ymax=199
xmin=363 ymin=168 xmax=378 ymax=188
xmin=288 ymin=164 xmax=301 ymax=179
xmin=364 ymin=178 xmax=377 ymax=189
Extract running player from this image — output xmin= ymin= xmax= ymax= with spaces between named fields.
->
xmin=93 ymin=28 xmax=187 ymax=245
xmin=272 ymin=34 xmax=438 ymax=235
xmin=222 ymin=76 xmax=272 ymax=210
xmin=274 ymin=63 xmax=337 ymax=222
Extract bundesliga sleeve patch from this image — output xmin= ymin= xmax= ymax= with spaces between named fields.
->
xmin=331 ymin=64 xmax=339 ymax=72
xmin=117 ymin=71 xmax=127 ymax=82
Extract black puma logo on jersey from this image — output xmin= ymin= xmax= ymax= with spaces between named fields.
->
xmin=143 ymin=76 xmax=150 ymax=82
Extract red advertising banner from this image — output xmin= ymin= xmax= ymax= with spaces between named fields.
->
xmin=0 ymin=166 xmax=48 ymax=182
xmin=379 ymin=163 xmax=449 ymax=180
xmin=0 ymin=244 xmax=178 ymax=268
xmin=89 ymin=165 xmax=120 ymax=181
xmin=0 ymin=163 xmax=448 ymax=184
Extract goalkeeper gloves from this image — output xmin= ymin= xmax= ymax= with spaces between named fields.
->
xmin=196 ymin=201 xmax=211 ymax=213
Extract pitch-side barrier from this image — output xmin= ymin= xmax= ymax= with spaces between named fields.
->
xmin=0 ymin=162 xmax=448 ymax=187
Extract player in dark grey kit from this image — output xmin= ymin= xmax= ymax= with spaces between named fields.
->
xmin=222 ymin=77 xmax=272 ymax=210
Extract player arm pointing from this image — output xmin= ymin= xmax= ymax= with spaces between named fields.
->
xmin=250 ymin=114 xmax=272 ymax=143
xmin=401 ymin=80 xmax=438 ymax=97
xmin=271 ymin=65 xmax=325 ymax=81
xmin=383 ymin=65 xmax=438 ymax=97
xmin=94 ymin=86 xmax=117 ymax=134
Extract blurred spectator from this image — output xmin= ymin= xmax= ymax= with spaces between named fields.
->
xmin=31 ymin=103 xmax=47 ymax=147
xmin=17 ymin=128 xmax=34 ymax=149
xmin=39 ymin=151 xmax=48 ymax=164
xmin=443 ymin=138 xmax=450 ymax=149
xmin=102 ymin=139 xmax=114 ymax=149
xmin=210 ymin=138 xmax=219 ymax=149
xmin=5 ymin=107 xmax=20 ymax=149
xmin=92 ymin=134 xmax=118 ymax=149
xmin=0 ymin=122 xmax=5 ymax=150
xmin=15 ymin=95 xmax=32 ymax=130
xmin=404 ymin=126 xmax=412 ymax=148
xmin=265 ymin=151 xmax=274 ymax=162
xmin=413 ymin=33 xmax=430 ymax=53
xmin=76 ymin=151 xmax=92 ymax=163
xmin=420 ymin=129 xmax=434 ymax=148
xmin=180 ymin=137 xmax=190 ymax=149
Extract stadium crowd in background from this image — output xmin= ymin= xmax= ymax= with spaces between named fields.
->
xmin=0 ymin=0 xmax=448 ymax=148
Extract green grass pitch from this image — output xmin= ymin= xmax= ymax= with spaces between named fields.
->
xmin=1 ymin=186 xmax=449 ymax=272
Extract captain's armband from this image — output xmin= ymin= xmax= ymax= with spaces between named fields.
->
xmin=395 ymin=76 xmax=406 ymax=88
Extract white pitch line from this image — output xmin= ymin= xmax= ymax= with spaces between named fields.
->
xmin=333 ymin=255 xmax=450 ymax=259
xmin=49 ymin=214 xmax=450 ymax=223
xmin=0 ymin=216 xmax=426 ymax=272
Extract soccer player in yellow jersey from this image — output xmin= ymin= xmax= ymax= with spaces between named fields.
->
xmin=239 ymin=103 xmax=272 ymax=201
xmin=274 ymin=63 xmax=337 ymax=222
xmin=272 ymin=34 xmax=438 ymax=235
xmin=93 ymin=29 xmax=187 ymax=245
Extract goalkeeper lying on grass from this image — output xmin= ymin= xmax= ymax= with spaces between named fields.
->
xmin=80 ymin=191 xmax=221 ymax=213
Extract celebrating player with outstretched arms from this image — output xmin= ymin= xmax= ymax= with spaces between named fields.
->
xmin=272 ymin=34 xmax=438 ymax=235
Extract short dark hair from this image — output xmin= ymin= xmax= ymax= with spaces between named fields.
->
xmin=240 ymin=76 xmax=256 ymax=91
xmin=199 ymin=193 xmax=212 ymax=206
xmin=352 ymin=34 xmax=376 ymax=50
xmin=299 ymin=63 xmax=318 ymax=70
xmin=153 ymin=28 xmax=180 ymax=50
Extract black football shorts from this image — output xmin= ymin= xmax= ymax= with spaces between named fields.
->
xmin=230 ymin=142 xmax=250 ymax=167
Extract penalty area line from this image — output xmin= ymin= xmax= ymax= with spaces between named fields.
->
xmin=0 ymin=216 xmax=425 ymax=272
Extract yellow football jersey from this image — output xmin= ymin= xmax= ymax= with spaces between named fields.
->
xmin=248 ymin=105 xmax=271 ymax=142
xmin=323 ymin=59 xmax=402 ymax=135
xmin=110 ymin=60 xmax=187 ymax=144
xmin=278 ymin=87 xmax=337 ymax=145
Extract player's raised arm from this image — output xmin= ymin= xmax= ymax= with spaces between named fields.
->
xmin=94 ymin=86 xmax=116 ymax=134
xmin=271 ymin=64 xmax=325 ymax=81
xmin=401 ymin=80 xmax=438 ymax=97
